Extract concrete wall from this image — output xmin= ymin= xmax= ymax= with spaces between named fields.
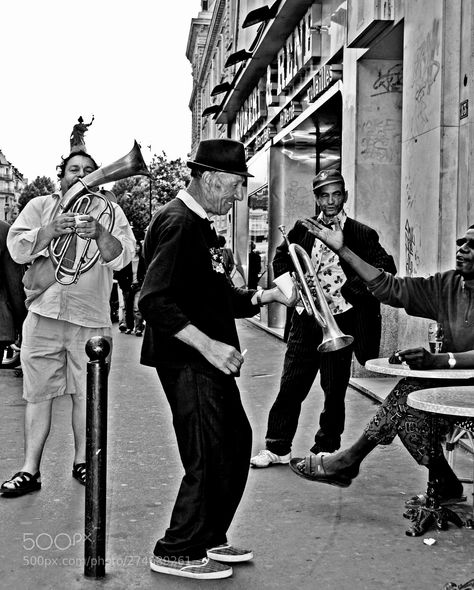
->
xmin=354 ymin=57 xmax=403 ymax=367
xmin=399 ymin=0 xmax=448 ymax=347
xmin=267 ymin=145 xmax=315 ymax=328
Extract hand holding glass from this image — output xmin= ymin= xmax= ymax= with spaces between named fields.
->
xmin=428 ymin=322 xmax=444 ymax=353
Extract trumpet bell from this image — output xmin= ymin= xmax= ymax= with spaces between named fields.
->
xmin=318 ymin=334 xmax=354 ymax=353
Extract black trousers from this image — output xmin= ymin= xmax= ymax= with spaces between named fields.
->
xmin=154 ymin=363 xmax=252 ymax=560
xmin=265 ymin=308 xmax=355 ymax=455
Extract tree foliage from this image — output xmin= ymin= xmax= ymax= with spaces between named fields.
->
xmin=113 ymin=151 xmax=189 ymax=238
xmin=18 ymin=176 xmax=56 ymax=211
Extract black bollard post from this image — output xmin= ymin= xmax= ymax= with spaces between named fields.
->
xmin=84 ymin=336 xmax=110 ymax=579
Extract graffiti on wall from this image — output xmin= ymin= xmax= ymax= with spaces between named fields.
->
xmin=404 ymin=218 xmax=420 ymax=276
xmin=360 ymin=118 xmax=401 ymax=163
xmin=372 ymin=63 xmax=403 ymax=96
xmin=405 ymin=179 xmax=416 ymax=210
xmin=411 ymin=19 xmax=440 ymax=134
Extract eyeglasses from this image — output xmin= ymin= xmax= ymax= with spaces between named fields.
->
xmin=456 ymin=237 xmax=474 ymax=249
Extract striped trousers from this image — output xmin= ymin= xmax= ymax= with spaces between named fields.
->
xmin=265 ymin=308 xmax=356 ymax=455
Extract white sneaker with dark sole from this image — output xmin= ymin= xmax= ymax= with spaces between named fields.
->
xmin=207 ymin=543 xmax=253 ymax=563
xmin=250 ymin=449 xmax=291 ymax=468
xmin=150 ymin=555 xmax=232 ymax=579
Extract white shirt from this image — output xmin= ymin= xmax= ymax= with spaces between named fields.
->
xmin=176 ymin=189 xmax=209 ymax=219
xmin=311 ymin=210 xmax=352 ymax=316
xmin=8 ymin=191 xmax=136 ymax=327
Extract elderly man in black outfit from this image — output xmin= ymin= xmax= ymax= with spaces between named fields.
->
xmin=138 ymin=139 xmax=296 ymax=581
xmin=251 ymin=169 xmax=397 ymax=468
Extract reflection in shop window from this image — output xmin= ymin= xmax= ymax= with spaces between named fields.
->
xmin=248 ymin=185 xmax=268 ymax=288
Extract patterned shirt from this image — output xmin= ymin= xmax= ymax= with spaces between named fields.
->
xmin=311 ymin=210 xmax=352 ymax=316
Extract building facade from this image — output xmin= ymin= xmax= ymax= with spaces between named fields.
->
xmin=187 ymin=0 xmax=474 ymax=359
xmin=0 ymin=149 xmax=26 ymax=223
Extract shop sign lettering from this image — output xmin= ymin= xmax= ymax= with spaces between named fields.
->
xmin=236 ymin=81 xmax=267 ymax=139
xmin=277 ymin=4 xmax=321 ymax=95
xmin=279 ymin=102 xmax=303 ymax=128
xmin=254 ymin=124 xmax=276 ymax=151
xmin=306 ymin=65 xmax=342 ymax=103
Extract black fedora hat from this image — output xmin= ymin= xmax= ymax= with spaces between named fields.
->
xmin=187 ymin=139 xmax=253 ymax=177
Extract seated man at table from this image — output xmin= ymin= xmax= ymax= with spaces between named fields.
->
xmin=290 ymin=222 xmax=474 ymax=505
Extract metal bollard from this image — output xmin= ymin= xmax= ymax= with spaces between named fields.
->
xmin=84 ymin=336 xmax=110 ymax=579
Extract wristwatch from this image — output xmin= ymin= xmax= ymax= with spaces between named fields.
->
xmin=256 ymin=289 xmax=264 ymax=307
xmin=448 ymin=352 xmax=457 ymax=368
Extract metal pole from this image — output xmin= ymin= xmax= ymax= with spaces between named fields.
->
xmin=84 ymin=336 xmax=110 ymax=579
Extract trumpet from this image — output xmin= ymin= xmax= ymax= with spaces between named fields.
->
xmin=50 ymin=141 xmax=150 ymax=285
xmin=278 ymin=225 xmax=354 ymax=353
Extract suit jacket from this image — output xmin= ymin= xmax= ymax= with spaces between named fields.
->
xmin=0 ymin=220 xmax=26 ymax=342
xmin=273 ymin=216 xmax=397 ymax=364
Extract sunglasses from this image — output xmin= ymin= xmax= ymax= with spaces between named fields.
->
xmin=456 ymin=237 xmax=474 ymax=249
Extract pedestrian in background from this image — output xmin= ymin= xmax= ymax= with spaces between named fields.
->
xmin=0 ymin=219 xmax=26 ymax=364
xmin=247 ymin=240 xmax=261 ymax=289
xmin=127 ymin=240 xmax=146 ymax=336
xmin=139 ymin=138 xmax=296 ymax=580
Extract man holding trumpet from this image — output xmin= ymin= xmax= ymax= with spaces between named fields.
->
xmin=251 ymin=169 xmax=396 ymax=468
xmin=1 ymin=147 xmax=135 ymax=497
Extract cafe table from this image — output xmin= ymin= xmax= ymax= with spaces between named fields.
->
xmin=365 ymin=358 xmax=474 ymax=536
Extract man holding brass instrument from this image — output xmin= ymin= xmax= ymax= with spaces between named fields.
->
xmin=1 ymin=148 xmax=135 ymax=498
xmin=251 ymin=169 xmax=396 ymax=468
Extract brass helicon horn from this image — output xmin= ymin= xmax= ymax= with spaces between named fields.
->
xmin=50 ymin=141 xmax=150 ymax=285
xmin=278 ymin=225 xmax=354 ymax=353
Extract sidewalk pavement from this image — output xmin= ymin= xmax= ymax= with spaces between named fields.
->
xmin=0 ymin=319 xmax=473 ymax=590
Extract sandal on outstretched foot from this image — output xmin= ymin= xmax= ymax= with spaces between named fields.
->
xmin=289 ymin=453 xmax=352 ymax=487
xmin=1 ymin=471 xmax=41 ymax=497
xmin=72 ymin=463 xmax=86 ymax=486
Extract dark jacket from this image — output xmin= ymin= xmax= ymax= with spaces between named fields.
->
xmin=138 ymin=198 xmax=258 ymax=368
xmin=273 ymin=216 xmax=397 ymax=364
xmin=114 ymin=254 xmax=146 ymax=292
xmin=0 ymin=221 xmax=26 ymax=342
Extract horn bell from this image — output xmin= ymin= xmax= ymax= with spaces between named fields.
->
xmin=85 ymin=140 xmax=151 ymax=187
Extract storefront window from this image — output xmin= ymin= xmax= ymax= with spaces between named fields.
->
xmin=248 ymin=184 xmax=268 ymax=288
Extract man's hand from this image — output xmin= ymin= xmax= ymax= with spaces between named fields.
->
xmin=266 ymin=284 xmax=298 ymax=307
xmin=48 ymin=213 xmax=76 ymax=238
xmin=75 ymin=214 xmax=105 ymax=240
xmin=397 ymin=347 xmax=438 ymax=370
xmin=202 ymin=340 xmax=244 ymax=375
xmin=301 ymin=218 xmax=344 ymax=252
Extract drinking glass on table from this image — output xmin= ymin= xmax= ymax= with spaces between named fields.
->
xmin=428 ymin=321 xmax=444 ymax=353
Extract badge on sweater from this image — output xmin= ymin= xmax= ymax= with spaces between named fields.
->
xmin=209 ymin=247 xmax=225 ymax=274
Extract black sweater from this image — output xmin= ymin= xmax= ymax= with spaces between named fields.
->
xmin=138 ymin=198 xmax=257 ymax=368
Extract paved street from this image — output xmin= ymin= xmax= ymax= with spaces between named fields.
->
xmin=0 ymin=319 xmax=473 ymax=590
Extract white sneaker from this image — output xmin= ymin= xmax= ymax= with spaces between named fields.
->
xmin=150 ymin=556 xmax=232 ymax=579
xmin=207 ymin=543 xmax=253 ymax=563
xmin=250 ymin=449 xmax=291 ymax=468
